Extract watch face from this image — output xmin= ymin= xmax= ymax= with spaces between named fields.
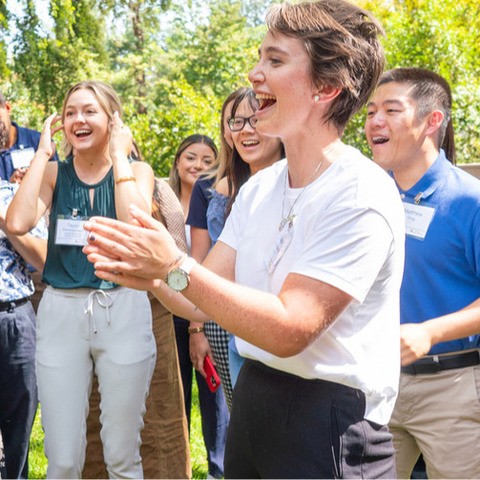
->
xmin=167 ymin=269 xmax=188 ymax=291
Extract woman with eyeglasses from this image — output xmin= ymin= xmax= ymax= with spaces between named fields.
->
xmin=83 ymin=1 xmax=405 ymax=476
xmin=187 ymin=88 xmax=284 ymax=411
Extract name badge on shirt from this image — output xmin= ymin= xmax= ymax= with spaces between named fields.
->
xmin=11 ymin=147 xmax=35 ymax=169
xmin=403 ymin=202 xmax=436 ymax=240
xmin=55 ymin=214 xmax=89 ymax=246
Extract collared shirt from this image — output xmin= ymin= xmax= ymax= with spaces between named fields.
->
xmin=396 ymin=150 xmax=480 ymax=354
xmin=0 ymin=181 xmax=48 ymax=302
xmin=0 ymin=121 xmax=58 ymax=181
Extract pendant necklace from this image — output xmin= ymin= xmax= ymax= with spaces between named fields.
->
xmin=279 ymin=154 xmax=327 ymax=232
xmin=265 ymin=142 xmax=338 ymax=275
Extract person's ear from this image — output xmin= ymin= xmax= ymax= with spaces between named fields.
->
xmin=313 ymin=85 xmax=342 ymax=104
xmin=425 ymin=110 xmax=444 ymax=136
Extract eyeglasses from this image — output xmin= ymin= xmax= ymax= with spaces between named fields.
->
xmin=227 ymin=115 xmax=258 ymax=132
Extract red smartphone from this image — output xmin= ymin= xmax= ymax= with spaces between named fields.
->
xmin=204 ymin=356 xmax=221 ymax=393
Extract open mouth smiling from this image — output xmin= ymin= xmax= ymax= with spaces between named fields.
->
xmin=371 ymin=136 xmax=389 ymax=145
xmin=242 ymin=140 xmax=260 ymax=147
xmin=256 ymin=94 xmax=277 ymax=111
xmin=75 ymin=129 xmax=92 ymax=138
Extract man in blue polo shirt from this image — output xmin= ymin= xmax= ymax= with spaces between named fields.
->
xmin=0 ymin=90 xmax=58 ymax=182
xmin=365 ymin=67 xmax=480 ymax=478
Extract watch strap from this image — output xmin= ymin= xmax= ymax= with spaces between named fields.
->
xmin=177 ymin=256 xmax=197 ymax=275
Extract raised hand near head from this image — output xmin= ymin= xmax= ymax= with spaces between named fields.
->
xmin=108 ymin=111 xmax=133 ymax=161
xmin=38 ymin=113 xmax=63 ymax=160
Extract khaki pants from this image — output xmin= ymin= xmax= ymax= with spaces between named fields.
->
xmin=390 ymin=366 xmax=480 ymax=479
xmin=83 ymin=295 xmax=190 ymax=479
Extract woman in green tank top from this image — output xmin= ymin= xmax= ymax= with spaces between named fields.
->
xmin=7 ymin=81 xmax=157 ymax=479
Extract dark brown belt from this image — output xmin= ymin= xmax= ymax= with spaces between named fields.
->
xmin=401 ymin=350 xmax=480 ymax=375
xmin=0 ymin=297 xmax=30 ymax=312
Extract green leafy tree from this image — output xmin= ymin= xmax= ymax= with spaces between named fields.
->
xmin=13 ymin=0 xmax=107 ymax=112
xmin=101 ymin=0 xmax=172 ymax=114
xmin=348 ymin=0 xmax=480 ymax=162
xmin=0 ymin=0 xmax=9 ymax=78
xmin=165 ymin=0 xmax=263 ymax=100
xmin=119 ymin=0 xmax=266 ymax=175
xmin=4 ymin=0 xmax=479 ymax=169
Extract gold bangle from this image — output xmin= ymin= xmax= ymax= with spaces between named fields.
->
xmin=115 ymin=176 xmax=136 ymax=185
xmin=188 ymin=326 xmax=204 ymax=334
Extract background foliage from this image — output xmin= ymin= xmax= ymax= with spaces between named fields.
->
xmin=2 ymin=0 xmax=479 ymax=175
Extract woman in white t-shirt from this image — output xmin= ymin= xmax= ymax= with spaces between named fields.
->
xmin=83 ymin=1 xmax=405 ymax=477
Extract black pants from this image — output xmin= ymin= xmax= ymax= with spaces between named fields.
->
xmin=0 ymin=301 xmax=38 ymax=480
xmin=225 ymin=360 xmax=396 ymax=479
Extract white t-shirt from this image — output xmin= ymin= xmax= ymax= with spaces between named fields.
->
xmin=219 ymin=148 xmax=405 ymax=425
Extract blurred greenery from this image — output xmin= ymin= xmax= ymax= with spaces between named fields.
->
xmin=28 ymin=410 xmax=47 ymax=480
xmin=1 ymin=0 xmax=479 ymax=173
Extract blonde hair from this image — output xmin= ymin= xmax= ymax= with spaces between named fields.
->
xmin=60 ymin=80 xmax=123 ymax=158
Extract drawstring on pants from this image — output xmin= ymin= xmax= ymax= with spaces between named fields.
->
xmin=84 ymin=290 xmax=113 ymax=334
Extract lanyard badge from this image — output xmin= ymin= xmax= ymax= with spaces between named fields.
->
xmin=403 ymin=197 xmax=436 ymax=240
xmin=11 ymin=147 xmax=35 ymax=169
xmin=55 ymin=208 xmax=89 ymax=246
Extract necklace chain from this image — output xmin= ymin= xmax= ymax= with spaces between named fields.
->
xmin=279 ymin=141 xmax=338 ymax=231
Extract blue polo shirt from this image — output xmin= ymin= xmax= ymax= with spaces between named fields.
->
xmin=397 ymin=150 xmax=480 ymax=354
xmin=0 ymin=121 xmax=58 ymax=181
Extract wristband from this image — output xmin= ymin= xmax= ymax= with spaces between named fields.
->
xmin=188 ymin=326 xmax=204 ymax=334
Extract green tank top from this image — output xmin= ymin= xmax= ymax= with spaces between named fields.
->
xmin=43 ymin=156 xmax=117 ymax=289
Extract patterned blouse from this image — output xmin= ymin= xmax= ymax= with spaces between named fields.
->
xmin=0 ymin=181 xmax=48 ymax=302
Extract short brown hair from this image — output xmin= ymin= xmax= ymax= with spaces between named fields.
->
xmin=266 ymin=0 xmax=385 ymax=133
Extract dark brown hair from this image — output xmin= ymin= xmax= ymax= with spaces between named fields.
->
xmin=168 ymin=134 xmax=218 ymax=199
xmin=377 ymin=68 xmax=455 ymax=163
xmin=225 ymin=88 xmax=285 ymax=216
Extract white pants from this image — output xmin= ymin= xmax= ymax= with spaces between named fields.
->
xmin=36 ymin=286 xmax=156 ymax=479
